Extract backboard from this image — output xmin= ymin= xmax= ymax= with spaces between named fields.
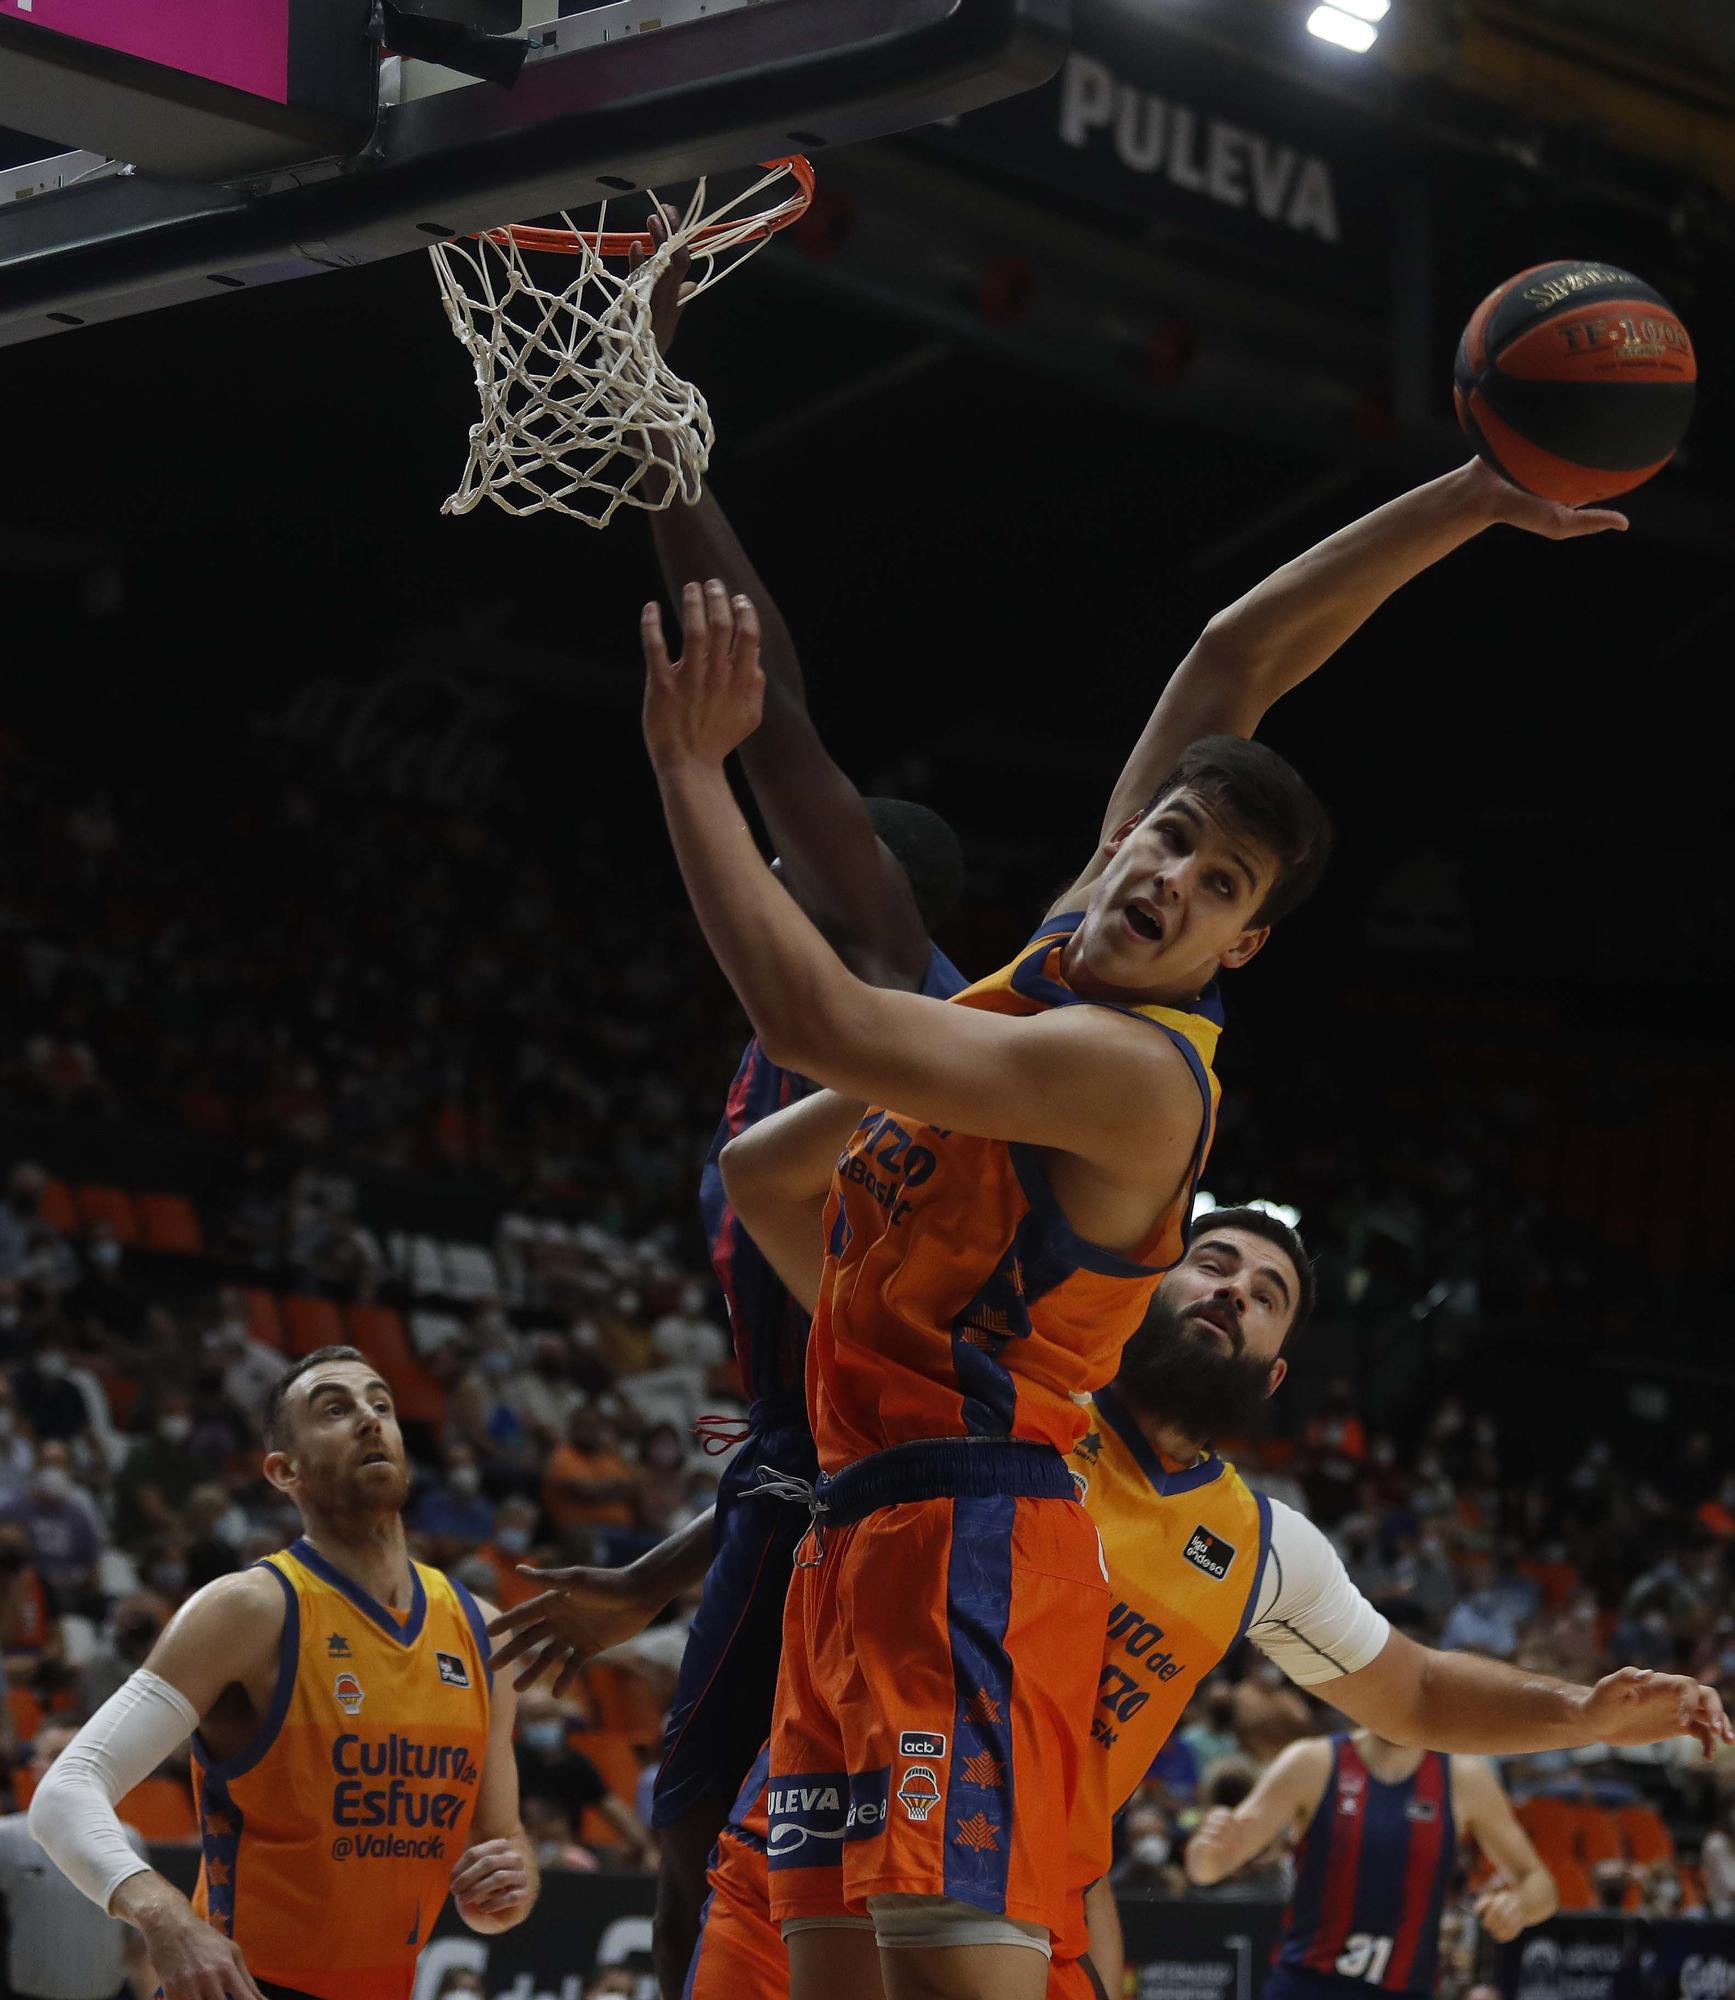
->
xmin=0 ymin=0 xmax=1068 ymax=348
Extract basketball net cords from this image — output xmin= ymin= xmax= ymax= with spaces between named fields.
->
xmin=429 ymin=164 xmax=803 ymax=528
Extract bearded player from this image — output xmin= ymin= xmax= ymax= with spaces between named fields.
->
xmin=31 ymin=1346 xmax=536 ymax=2000
xmin=636 ymin=436 xmax=1626 ymax=1999
xmin=492 ymin=1197 xmax=1728 ymax=2000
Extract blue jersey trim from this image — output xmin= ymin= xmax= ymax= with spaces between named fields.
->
xmin=1092 ymin=1386 xmax=1225 ymax=1496
xmin=289 ymin=1537 xmax=428 ymax=1647
xmin=1231 ymin=1491 xmax=1275 ymax=1649
xmin=192 ymin=1560 xmax=300 ymax=1781
xmin=448 ymin=1572 xmax=495 ymax=1694
xmin=942 ymin=1490 xmax=1017 ymax=1914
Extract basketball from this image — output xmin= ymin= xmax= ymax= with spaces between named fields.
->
xmin=1453 ymin=260 xmax=1696 ymax=505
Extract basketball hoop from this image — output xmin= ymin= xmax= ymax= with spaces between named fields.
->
xmin=430 ymin=157 xmax=814 ymax=528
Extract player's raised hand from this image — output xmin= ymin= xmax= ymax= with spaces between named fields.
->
xmin=1579 ymin=1665 xmax=1735 ymax=1757
xmin=1475 ymin=1887 xmax=1531 ymax=1943
xmin=642 ymin=578 xmax=764 ymax=772
xmin=1183 ymin=1806 xmax=1240 ymax=1886
xmin=487 ymin=1565 xmax=661 ymax=1696
xmin=451 ymin=1837 xmax=534 ymax=1932
xmin=1462 ymin=454 xmax=1628 ymax=538
xmin=627 ymin=203 xmax=693 ymax=357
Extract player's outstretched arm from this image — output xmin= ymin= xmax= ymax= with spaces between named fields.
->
xmin=450 ymin=1599 xmax=539 ymax=1934
xmin=30 ymin=1569 xmax=285 ymax=2000
xmin=1327 ymin=1633 xmax=1733 ymax=1759
xmin=720 ymin=1088 xmax=867 ymax=1313
xmin=1184 ymin=1737 xmax=1330 ymax=1888
xmin=635 ymin=212 xmax=929 ymax=990
xmin=487 ymin=1507 xmax=718 ymax=1696
xmin=1065 ymin=459 xmax=1629 ymax=907
xmin=1455 ymin=1758 xmax=1558 ymax=1942
xmin=643 ymin=584 xmax=1202 ymax=1175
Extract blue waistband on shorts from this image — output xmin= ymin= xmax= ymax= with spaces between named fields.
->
xmin=816 ymin=1437 xmax=1078 ymax=1526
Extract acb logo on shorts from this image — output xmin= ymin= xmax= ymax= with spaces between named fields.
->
xmin=898 ymin=1730 xmax=947 ymax=1759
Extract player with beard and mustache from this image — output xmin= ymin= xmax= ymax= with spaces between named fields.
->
xmin=491 ymin=1205 xmax=1729 ymax=2000
xmin=31 ymin=1347 xmax=540 ymax=2000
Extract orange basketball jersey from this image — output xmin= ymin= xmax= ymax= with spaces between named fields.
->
xmin=191 ymin=1541 xmax=492 ymax=2000
xmin=810 ymin=910 xmax=1223 ymax=1471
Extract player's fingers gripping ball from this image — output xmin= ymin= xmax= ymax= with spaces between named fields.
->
xmin=1455 ymin=260 xmax=1695 ymax=505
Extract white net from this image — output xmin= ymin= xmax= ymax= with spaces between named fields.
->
xmin=430 ymin=161 xmax=810 ymax=528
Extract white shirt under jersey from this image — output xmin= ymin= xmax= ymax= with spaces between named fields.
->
xmin=1243 ymin=1495 xmax=1392 ymax=1686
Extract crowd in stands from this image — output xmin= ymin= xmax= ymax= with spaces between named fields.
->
xmin=4 ymin=723 xmax=1735 ymax=1920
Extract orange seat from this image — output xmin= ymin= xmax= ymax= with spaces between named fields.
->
xmin=117 ymin=1774 xmax=201 ymax=1842
xmin=1573 ymin=1804 xmax=1623 ymax=1866
xmin=40 ymin=1178 xmax=79 ymax=1235
xmin=1617 ymin=1804 xmax=1674 ymax=1864
xmin=8 ymin=1686 xmax=44 ymax=1743
xmin=1551 ymin=1859 xmax=1597 ymax=1911
xmin=346 ymin=1303 xmax=448 ymax=1428
xmin=572 ymin=1730 xmax=642 ymax=1849
xmin=246 ymin=1288 xmax=288 ymax=1351
xmin=1519 ymin=1797 xmax=1575 ymax=1848
xmin=284 ymin=1294 xmax=346 ymax=1357
xmin=137 ymin=1192 xmax=204 ymax=1256
xmin=75 ymin=1183 xmax=142 ymax=1245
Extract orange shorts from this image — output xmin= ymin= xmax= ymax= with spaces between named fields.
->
xmin=687 ymin=1744 xmax=1104 ymax=1999
xmin=765 ymin=1446 xmax=1109 ymax=1939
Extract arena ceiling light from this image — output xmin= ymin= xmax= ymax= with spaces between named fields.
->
xmin=1194 ymin=1192 xmax=1304 ymax=1230
xmin=1306 ymin=5 xmax=1379 ymax=51
xmin=1323 ymin=0 xmax=1390 ymax=21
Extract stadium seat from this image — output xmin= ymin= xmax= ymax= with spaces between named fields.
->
xmin=1550 ymin=1859 xmax=1597 ymax=1912
xmin=346 ymin=1303 xmax=447 ymax=1428
xmin=246 ymin=1288 xmax=288 ymax=1351
xmin=74 ymin=1182 xmax=142 ymax=1244
xmin=444 ymin=1240 xmax=501 ymax=1300
xmin=117 ymin=1774 xmax=200 ymax=1842
xmin=391 ymin=1232 xmax=449 ymax=1298
xmin=408 ymin=1310 xmax=465 ymax=1358
xmin=1617 ymin=1804 xmax=1675 ymax=1864
xmin=1518 ymin=1796 xmax=1575 ymax=1851
xmin=40 ymin=1177 xmax=79 ymax=1234
xmin=284 ymin=1294 xmax=346 ymax=1357
xmin=1573 ymin=1804 xmax=1624 ymax=1866
xmin=137 ymin=1191 xmax=204 ymax=1255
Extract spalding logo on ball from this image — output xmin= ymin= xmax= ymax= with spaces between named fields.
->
xmin=1454 ymin=260 xmax=1696 ymax=506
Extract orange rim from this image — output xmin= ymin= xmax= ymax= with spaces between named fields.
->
xmin=484 ymin=155 xmax=815 ymax=258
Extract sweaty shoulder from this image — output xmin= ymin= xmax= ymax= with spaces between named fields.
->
xmin=1031 ymin=1002 xmax=1207 ymax=1152
xmin=146 ymin=1564 xmax=289 ymax=1714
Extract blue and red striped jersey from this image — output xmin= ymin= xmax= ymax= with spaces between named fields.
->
xmin=1278 ymin=1737 xmax=1458 ymax=1996
xmin=698 ymin=941 xmax=965 ymax=1405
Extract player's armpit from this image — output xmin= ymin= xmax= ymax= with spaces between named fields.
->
xmin=769 ymin=987 xmax=1205 ymax=1183
xmin=141 ymin=1567 xmax=289 ymax=1719
xmin=720 ymin=1089 xmax=864 ymax=1311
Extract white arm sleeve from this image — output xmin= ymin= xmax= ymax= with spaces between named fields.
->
xmin=1245 ymin=1497 xmax=1392 ymax=1687
xmin=27 ymin=1669 xmax=201 ymax=1913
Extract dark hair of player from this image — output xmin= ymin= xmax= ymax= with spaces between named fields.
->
xmin=863 ymin=798 xmax=966 ymax=933
xmin=262 ymin=1344 xmax=372 ymax=1452
xmin=1145 ymin=735 xmax=1334 ymax=928
xmin=1190 ymin=1203 xmax=1317 ymax=1345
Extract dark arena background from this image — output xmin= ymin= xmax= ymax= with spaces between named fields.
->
xmin=2 ymin=4 xmax=1734 ymax=2000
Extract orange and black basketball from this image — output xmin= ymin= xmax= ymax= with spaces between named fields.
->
xmin=1453 ymin=260 xmax=1696 ymax=505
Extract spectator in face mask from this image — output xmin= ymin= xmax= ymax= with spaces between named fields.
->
xmin=1181 ymin=1679 xmax=1242 ymax=1770
xmin=78 ymin=1592 xmax=167 ymax=1713
xmin=0 ymin=1380 xmax=34 ymax=1504
xmin=0 ymin=1445 xmax=100 ymax=1601
xmin=649 ymin=1281 xmax=725 ymax=1371
xmin=410 ymin=1442 xmax=497 ymax=1553
xmin=1110 ymin=1800 xmax=1182 ymax=1897
xmin=478 ymin=1497 xmax=545 ymax=1610
xmin=0 ymin=1165 xmax=50 ymax=1285
xmin=111 ymin=1390 xmax=204 ymax=1545
xmin=10 ymin=1339 xmax=91 ymax=1447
